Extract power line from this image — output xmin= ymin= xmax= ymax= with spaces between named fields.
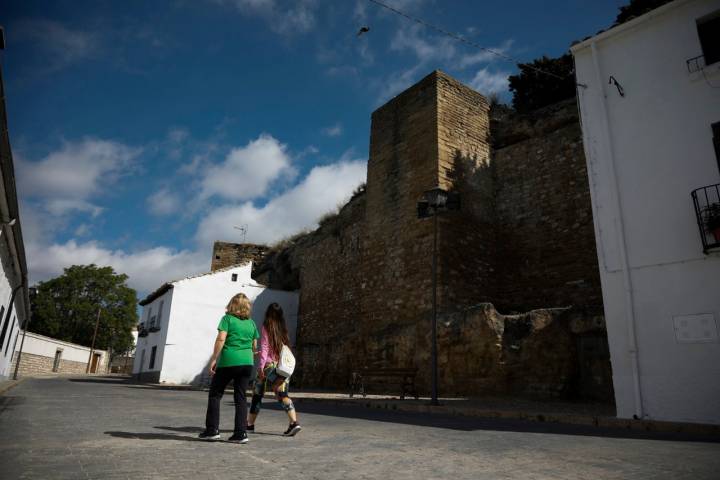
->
xmin=366 ymin=0 xmax=568 ymax=81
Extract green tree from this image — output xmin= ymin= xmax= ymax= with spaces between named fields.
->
xmin=31 ymin=265 xmax=138 ymax=357
xmin=508 ymin=53 xmax=576 ymax=113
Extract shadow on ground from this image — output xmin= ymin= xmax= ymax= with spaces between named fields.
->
xmin=69 ymin=376 xmax=133 ymax=385
xmin=69 ymin=376 xmax=720 ymax=444
xmin=293 ymin=401 xmax=720 ymax=444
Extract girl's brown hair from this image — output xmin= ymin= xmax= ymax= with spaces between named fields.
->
xmin=226 ymin=293 xmax=252 ymax=319
xmin=264 ymin=303 xmax=289 ymax=357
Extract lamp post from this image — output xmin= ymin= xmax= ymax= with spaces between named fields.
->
xmin=417 ymin=186 xmax=459 ymax=406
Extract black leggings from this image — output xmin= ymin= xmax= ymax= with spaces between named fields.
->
xmin=205 ymin=365 xmax=253 ymax=434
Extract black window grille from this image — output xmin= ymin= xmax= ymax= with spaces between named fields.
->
xmin=231 ymin=273 xmax=238 ymax=282
xmin=691 ymin=183 xmax=720 ymax=253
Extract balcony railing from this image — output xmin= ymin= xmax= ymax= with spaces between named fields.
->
xmin=686 ymin=54 xmax=706 ymax=73
xmin=691 ymin=183 xmax=720 ymax=253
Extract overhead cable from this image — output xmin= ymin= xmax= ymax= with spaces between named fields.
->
xmin=366 ymin=0 xmax=568 ymax=81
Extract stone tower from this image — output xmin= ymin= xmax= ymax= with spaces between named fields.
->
xmin=358 ymin=71 xmax=494 ymax=366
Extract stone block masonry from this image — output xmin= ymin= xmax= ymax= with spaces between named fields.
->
xmin=211 ymin=242 xmax=269 ymax=273
xmin=254 ymin=71 xmax=610 ymax=400
xmin=10 ymin=351 xmax=107 ymax=377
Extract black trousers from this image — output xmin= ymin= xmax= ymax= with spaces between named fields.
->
xmin=205 ymin=365 xmax=253 ymax=434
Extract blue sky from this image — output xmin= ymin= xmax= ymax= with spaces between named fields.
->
xmin=2 ymin=0 xmax=625 ymax=295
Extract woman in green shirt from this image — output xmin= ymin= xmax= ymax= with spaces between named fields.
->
xmin=199 ymin=293 xmax=259 ymax=444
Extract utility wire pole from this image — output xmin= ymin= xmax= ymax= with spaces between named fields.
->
xmin=86 ymin=308 xmax=101 ymax=373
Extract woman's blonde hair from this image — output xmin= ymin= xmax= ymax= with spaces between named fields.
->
xmin=226 ymin=293 xmax=251 ymax=319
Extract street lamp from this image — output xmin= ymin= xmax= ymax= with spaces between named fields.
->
xmin=417 ymin=186 xmax=460 ymax=406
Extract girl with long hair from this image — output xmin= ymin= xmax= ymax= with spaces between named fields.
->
xmin=247 ymin=302 xmax=301 ymax=436
xmin=198 ymin=293 xmax=259 ymax=444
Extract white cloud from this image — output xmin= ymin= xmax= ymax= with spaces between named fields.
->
xmin=469 ymin=68 xmax=510 ymax=95
xmin=26 ymin=240 xmax=209 ymax=295
xmin=17 ymin=138 xmax=140 ymax=201
xmin=457 ymin=40 xmax=514 ymax=69
xmin=321 ymin=123 xmax=343 ymax=137
xmin=200 ymin=134 xmax=295 ymax=201
xmin=74 ymin=224 xmax=92 ymax=237
xmin=216 ymin=0 xmax=317 ymax=35
xmin=196 ymin=155 xmax=367 ymax=247
xmin=390 ymin=24 xmax=456 ymax=63
xmin=45 ymin=199 xmax=104 ymax=217
xmin=13 ymin=19 xmax=99 ymax=71
xmin=147 ymin=188 xmax=182 ymax=216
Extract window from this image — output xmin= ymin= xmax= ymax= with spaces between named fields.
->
xmin=697 ymin=12 xmax=720 ymax=66
xmin=0 ymin=305 xmax=7 ymax=351
xmin=154 ymin=301 xmax=164 ymax=331
xmin=149 ymin=346 xmax=157 ymax=369
xmin=713 ymin=122 xmax=720 ymax=173
xmin=4 ymin=322 xmax=14 ymax=356
xmin=146 ymin=307 xmax=153 ymax=329
xmin=231 ymin=273 xmax=238 ymax=282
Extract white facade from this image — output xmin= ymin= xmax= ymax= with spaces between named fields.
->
xmin=0 ymin=253 xmax=22 ymax=379
xmin=0 ymin=63 xmax=30 ymax=381
xmin=133 ymin=263 xmax=299 ymax=385
xmin=14 ymin=331 xmax=108 ymax=372
xmin=572 ymin=0 xmax=720 ymax=424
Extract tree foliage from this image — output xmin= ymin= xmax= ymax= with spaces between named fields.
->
xmin=508 ymin=54 xmax=576 ymax=113
xmin=30 ymin=265 xmax=138 ymax=356
xmin=507 ymin=0 xmax=673 ymax=113
xmin=615 ymin=0 xmax=673 ymax=25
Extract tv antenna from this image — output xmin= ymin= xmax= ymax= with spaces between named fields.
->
xmin=233 ymin=225 xmax=248 ymax=243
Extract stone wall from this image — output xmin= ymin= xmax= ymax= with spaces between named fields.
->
xmin=491 ymin=100 xmax=602 ymax=311
xmin=253 ymin=71 xmax=610 ymax=400
xmin=10 ymin=351 xmax=108 ymax=377
xmin=211 ymin=242 xmax=269 ymax=273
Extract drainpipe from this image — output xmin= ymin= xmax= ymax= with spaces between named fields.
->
xmin=590 ymin=41 xmax=644 ymax=419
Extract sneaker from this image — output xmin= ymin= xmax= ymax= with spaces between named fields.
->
xmin=228 ymin=432 xmax=249 ymax=444
xmin=246 ymin=424 xmax=255 ymax=433
xmin=283 ymin=422 xmax=302 ymax=436
xmin=198 ymin=429 xmax=220 ymax=441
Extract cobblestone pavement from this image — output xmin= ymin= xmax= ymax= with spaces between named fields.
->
xmin=1 ymin=376 xmax=719 ymax=480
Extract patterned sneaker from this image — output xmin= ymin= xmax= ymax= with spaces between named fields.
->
xmin=283 ymin=422 xmax=302 ymax=436
xmin=228 ymin=432 xmax=249 ymax=444
xmin=198 ymin=429 xmax=220 ymax=441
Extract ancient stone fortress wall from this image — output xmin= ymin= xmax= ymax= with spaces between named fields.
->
xmin=211 ymin=242 xmax=269 ymax=273
xmin=255 ymin=71 xmax=610 ymax=400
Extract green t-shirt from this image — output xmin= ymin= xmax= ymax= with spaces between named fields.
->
xmin=216 ymin=314 xmax=260 ymax=368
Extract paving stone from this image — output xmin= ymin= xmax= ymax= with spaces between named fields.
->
xmin=1 ymin=376 xmax=719 ymax=479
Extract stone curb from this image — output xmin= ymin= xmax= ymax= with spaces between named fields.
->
xmin=0 ymin=377 xmax=26 ymax=396
xmin=134 ymin=382 xmax=720 ymax=438
xmin=294 ymin=397 xmax=720 ymax=437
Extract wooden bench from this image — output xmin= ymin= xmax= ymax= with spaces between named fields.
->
xmin=349 ymin=367 xmax=419 ymax=400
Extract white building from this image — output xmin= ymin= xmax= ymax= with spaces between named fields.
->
xmin=12 ymin=331 xmax=108 ymax=376
xmin=572 ymin=0 xmax=720 ymax=424
xmin=0 ymin=42 xmax=31 ymax=381
xmin=133 ymin=263 xmax=299 ymax=385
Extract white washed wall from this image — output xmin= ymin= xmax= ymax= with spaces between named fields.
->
xmin=0 ymin=237 xmax=21 ymax=380
xmin=15 ymin=331 xmax=107 ymax=364
xmin=573 ymin=0 xmax=720 ymax=424
xmin=137 ymin=263 xmax=299 ymax=385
